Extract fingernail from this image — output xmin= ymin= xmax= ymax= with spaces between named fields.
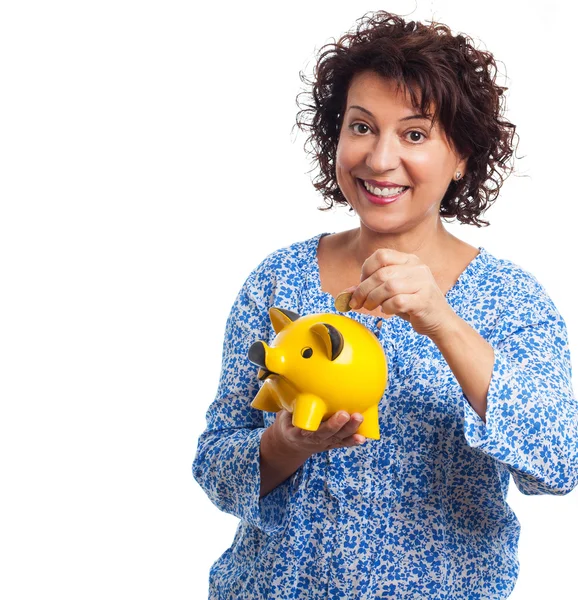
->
xmin=349 ymin=297 xmax=359 ymax=309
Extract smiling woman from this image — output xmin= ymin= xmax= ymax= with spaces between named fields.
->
xmin=192 ymin=10 xmax=578 ymax=600
xmin=295 ymin=13 xmax=516 ymax=228
xmin=336 ymin=73 xmax=468 ymax=235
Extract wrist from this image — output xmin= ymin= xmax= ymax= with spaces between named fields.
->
xmin=259 ymin=418 xmax=312 ymax=498
xmin=428 ymin=310 xmax=462 ymax=347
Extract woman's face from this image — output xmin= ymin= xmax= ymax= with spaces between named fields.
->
xmin=335 ymin=70 xmax=467 ymax=236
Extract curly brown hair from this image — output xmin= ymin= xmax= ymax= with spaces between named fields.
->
xmin=294 ymin=11 xmax=518 ymax=227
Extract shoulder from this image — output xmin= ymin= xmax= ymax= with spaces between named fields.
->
xmin=478 ymin=248 xmax=549 ymax=301
xmin=477 ymin=249 xmax=563 ymax=329
xmin=243 ymin=233 xmax=328 ymax=304
xmin=253 ymin=235 xmax=319 ymax=275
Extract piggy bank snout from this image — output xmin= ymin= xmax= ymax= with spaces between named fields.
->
xmin=248 ymin=341 xmax=267 ymax=368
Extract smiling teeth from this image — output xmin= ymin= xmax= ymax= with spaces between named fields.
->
xmin=362 ymin=180 xmax=407 ymax=197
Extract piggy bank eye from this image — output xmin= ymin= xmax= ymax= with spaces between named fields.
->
xmin=301 ymin=347 xmax=313 ymax=358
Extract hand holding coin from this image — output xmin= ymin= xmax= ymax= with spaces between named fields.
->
xmin=333 ymin=248 xmax=457 ymax=337
xmin=334 ymin=289 xmax=394 ymax=318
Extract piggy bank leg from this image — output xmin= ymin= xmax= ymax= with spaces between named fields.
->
xmin=292 ymin=393 xmax=327 ymax=432
xmin=356 ymin=404 xmax=380 ymax=441
xmin=251 ymin=380 xmax=281 ymax=413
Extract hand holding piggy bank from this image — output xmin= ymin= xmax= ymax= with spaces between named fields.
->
xmin=248 ymin=307 xmax=387 ymax=440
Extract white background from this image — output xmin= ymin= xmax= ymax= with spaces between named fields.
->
xmin=1 ymin=0 xmax=576 ymax=598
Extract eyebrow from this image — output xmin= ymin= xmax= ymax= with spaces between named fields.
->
xmin=347 ymin=104 xmax=431 ymax=122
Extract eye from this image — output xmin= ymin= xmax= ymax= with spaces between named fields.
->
xmin=301 ymin=347 xmax=313 ymax=358
xmin=349 ymin=122 xmax=371 ymax=135
xmin=406 ymin=130 xmax=426 ymax=143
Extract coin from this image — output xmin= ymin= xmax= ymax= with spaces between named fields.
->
xmin=334 ymin=291 xmax=353 ymax=312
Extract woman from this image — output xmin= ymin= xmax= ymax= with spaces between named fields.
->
xmin=193 ymin=11 xmax=578 ymax=599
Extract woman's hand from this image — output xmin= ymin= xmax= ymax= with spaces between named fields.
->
xmin=272 ymin=409 xmax=366 ymax=456
xmin=259 ymin=409 xmax=366 ymax=497
xmin=347 ymin=248 xmax=456 ymax=338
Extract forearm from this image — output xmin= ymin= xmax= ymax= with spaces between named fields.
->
xmin=259 ymin=426 xmax=311 ymax=498
xmin=430 ymin=313 xmax=495 ymax=422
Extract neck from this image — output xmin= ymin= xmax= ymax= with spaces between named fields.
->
xmin=347 ymin=218 xmax=456 ymax=274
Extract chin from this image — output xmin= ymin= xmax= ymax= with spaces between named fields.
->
xmin=359 ymin=219 xmax=407 ymax=235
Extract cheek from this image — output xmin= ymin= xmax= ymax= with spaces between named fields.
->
xmin=408 ymin=152 xmax=441 ymax=180
xmin=335 ymin=140 xmax=348 ymax=169
xmin=336 ymin=135 xmax=362 ymax=170
xmin=407 ymin=146 xmax=455 ymax=184
xmin=335 ymin=141 xmax=356 ymax=186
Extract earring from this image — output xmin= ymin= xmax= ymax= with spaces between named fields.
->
xmin=454 ymin=171 xmax=462 ymax=181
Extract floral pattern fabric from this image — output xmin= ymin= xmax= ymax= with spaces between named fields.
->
xmin=192 ymin=233 xmax=578 ymax=599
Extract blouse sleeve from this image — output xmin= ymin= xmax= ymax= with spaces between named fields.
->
xmin=192 ymin=266 xmax=299 ymax=535
xmin=462 ymin=283 xmax=578 ymax=495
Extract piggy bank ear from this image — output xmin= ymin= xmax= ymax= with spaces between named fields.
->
xmin=310 ymin=323 xmax=344 ymax=361
xmin=269 ymin=307 xmax=300 ymax=334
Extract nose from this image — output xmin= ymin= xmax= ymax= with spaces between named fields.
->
xmin=365 ymin=133 xmax=401 ymax=174
xmin=248 ymin=341 xmax=267 ymax=368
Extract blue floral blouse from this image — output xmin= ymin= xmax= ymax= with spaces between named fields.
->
xmin=192 ymin=233 xmax=578 ymax=599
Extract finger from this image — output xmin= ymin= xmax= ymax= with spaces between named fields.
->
xmin=349 ymin=265 xmax=397 ymax=309
xmin=276 ymin=410 xmax=304 ymax=443
xmin=308 ymin=410 xmax=353 ymax=443
xmin=350 ymin=267 xmax=414 ymax=310
xmin=335 ymin=411 xmax=364 ymax=437
xmin=380 ymin=293 xmax=416 ymax=320
xmin=276 ymin=409 xmax=292 ymax=429
xmin=321 ymin=411 xmax=366 ymax=446
xmin=326 ymin=435 xmax=366 ymax=450
xmin=363 ymin=278 xmax=417 ymax=311
xmin=294 ymin=412 xmax=366 ymax=449
xmin=279 ymin=410 xmax=315 ymax=441
xmin=360 ymin=248 xmax=417 ymax=283
xmin=292 ymin=410 xmax=362 ymax=437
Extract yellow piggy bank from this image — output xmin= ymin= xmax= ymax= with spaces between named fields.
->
xmin=248 ymin=307 xmax=387 ymax=440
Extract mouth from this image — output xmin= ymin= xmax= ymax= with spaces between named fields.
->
xmin=357 ymin=178 xmax=410 ymax=205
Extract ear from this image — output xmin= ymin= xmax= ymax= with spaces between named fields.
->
xmin=456 ymin=156 xmax=468 ymax=180
xmin=269 ymin=307 xmax=300 ymax=334
xmin=310 ymin=323 xmax=344 ymax=361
